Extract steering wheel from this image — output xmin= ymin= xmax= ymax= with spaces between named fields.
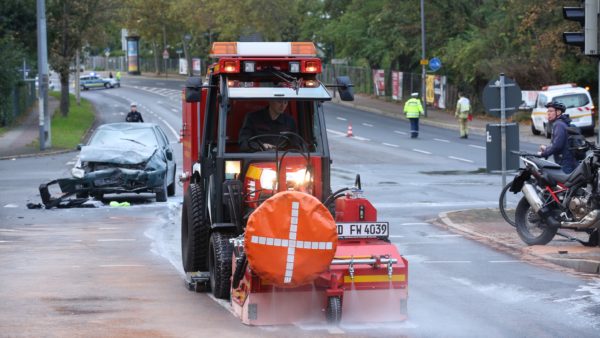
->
xmin=247 ymin=134 xmax=291 ymax=152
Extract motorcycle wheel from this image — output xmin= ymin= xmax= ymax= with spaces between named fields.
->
xmin=515 ymin=197 xmax=557 ymax=245
xmin=499 ymin=180 xmax=518 ymax=227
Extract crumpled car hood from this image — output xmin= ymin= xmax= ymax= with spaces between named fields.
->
xmin=79 ymin=144 xmax=157 ymax=164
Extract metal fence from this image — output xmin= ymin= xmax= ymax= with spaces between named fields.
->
xmin=1 ymin=81 xmax=36 ymax=127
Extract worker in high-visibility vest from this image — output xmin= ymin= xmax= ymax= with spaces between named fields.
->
xmin=455 ymin=92 xmax=471 ymax=139
xmin=403 ymin=92 xmax=424 ymax=138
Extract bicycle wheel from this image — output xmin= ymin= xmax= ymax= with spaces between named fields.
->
xmin=499 ymin=180 xmax=519 ymax=227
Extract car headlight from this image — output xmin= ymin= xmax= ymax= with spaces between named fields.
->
xmin=259 ymin=169 xmax=277 ymax=190
xmin=71 ymin=167 xmax=85 ymax=178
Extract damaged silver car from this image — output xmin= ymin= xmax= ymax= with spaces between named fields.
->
xmin=70 ymin=122 xmax=177 ymax=202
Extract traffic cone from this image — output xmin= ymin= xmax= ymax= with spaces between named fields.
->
xmin=346 ymin=123 xmax=354 ymax=137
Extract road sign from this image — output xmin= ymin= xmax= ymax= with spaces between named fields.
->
xmin=163 ymin=49 xmax=169 ymax=59
xmin=331 ymin=58 xmax=348 ymax=65
xmin=482 ymin=76 xmax=522 ymax=118
xmin=429 ymin=57 xmax=441 ymax=72
xmin=419 ymin=59 xmax=429 ymax=65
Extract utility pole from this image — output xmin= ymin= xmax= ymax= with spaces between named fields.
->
xmin=37 ymin=0 xmax=50 ymax=150
xmin=420 ymin=0 xmax=427 ymax=117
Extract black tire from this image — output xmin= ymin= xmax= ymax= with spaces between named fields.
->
xmin=92 ymin=192 xmax=103 ymax=200
xmin=209 ymin=231 xmax=234 ymax=299
xmin=167 ymin=165 xmax=176 ymax=197
xmin=531 ymin=123 xmax=541 ymax=136
xmin=326 ymin=296 xmax=342 ymax=324
xmin=181 ymin=183 xmax=210 ymax=272
xmin=515 ymin=197 xmax=558 ymax=245
xmin=499 ymin=181 xmax=517 ymax=227
xmin=104 ymin=83 xmax=110 ymax=89
xmin=156 ymin=176 xmax=168 ymax=202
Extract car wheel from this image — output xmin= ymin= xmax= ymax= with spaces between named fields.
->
xmin=104 ymin=83 xmax=110 ymax=89
xmin=167 ymin=165 xmax=176 ymax=197
xmin=156 ymin=177 xmax=168 ymax=202
xmin=81 ymin=85 xmax=87 ymax=91
xmin=182 ymin=182 xmax=210 ymax=272
xmin=531 ymin=123 xmax=541 ymax=135
xmin=209 ymin=230 xmax=234 ymax=299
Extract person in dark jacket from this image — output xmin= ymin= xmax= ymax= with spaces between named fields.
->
xmin=126 ymin=103 xmax=144 ymax=123
xmin=538 ymin=101 xmax=577 ymax=173
xmin=238 ymin=100 xmax=297 ymax=151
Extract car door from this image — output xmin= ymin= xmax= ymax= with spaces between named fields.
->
xmin=154 ymin=126 xmax=175 ymax=184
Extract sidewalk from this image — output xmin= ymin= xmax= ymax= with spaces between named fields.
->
xmin=0 ymin=96 xmax=65 ymax=159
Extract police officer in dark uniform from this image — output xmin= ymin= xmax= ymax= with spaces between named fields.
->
xmin=238 ymin=100 xmax=297 ymax=151
xmin=126 ymin=103 xmax=144 ymax=123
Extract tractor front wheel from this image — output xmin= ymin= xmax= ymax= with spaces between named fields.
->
xmin=326 ymin=296 xmax=342 ymax=324
xmin=209 ymin=231 xmax=234 ymax=299
xmin=181 ymin=183 xmax=210 ymax=272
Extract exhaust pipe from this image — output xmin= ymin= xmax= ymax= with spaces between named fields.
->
xmin=562 ymin=210 xmax=600 ymax=229
xmin=522 ymin=183 xmax=543 ymax=213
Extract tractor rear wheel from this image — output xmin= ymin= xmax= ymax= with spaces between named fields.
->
xmin=326 ymin=296 xmax=342 ymax=324
xmin=181 ymin=183 xmax=210 ymax=272
xmin=209 ymin=230 xmax=234 ymax=299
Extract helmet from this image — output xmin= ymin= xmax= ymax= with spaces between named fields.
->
xmin=545 ymin=101 xmax=566 ymax=113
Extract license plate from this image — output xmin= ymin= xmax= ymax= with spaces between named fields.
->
xmin=337 ymin=222 xmax=389 ymax=239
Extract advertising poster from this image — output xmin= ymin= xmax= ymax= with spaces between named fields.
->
xmin=372 ymin=69 xmax=385 ymax=96
xmin=392 ymin=71 xmax=403 ymax=101
xmin=179 ymin=59 xmax=188 ymax=75
xmin=192 ymin=58 xmax=202 ymax=75
xmin=126 ymin=37 xmax=140 ymax=74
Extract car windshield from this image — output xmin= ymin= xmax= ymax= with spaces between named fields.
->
xmin=89 ymin=128 xmax=158 ymax=147
xmin=555 ymin=94 xmax=590 ymax=108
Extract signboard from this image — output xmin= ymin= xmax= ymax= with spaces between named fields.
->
xmin=179 ymin=59 xmax=188 ymax=75
xmin=482 ymin=76 xmax=522 ymax=117
xmin=372 ymin=69 xmax=385 ymax=96
xmin=162 ymin=49 xmax=169 ymax=59
xmin=429 ymin=57 xmax=441 ymax=72
xmin=392 ymin=71 xmax=403 ymax=101
xmin=126 ymin=36 xmax=140 ymax=75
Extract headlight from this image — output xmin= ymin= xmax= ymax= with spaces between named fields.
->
xmin=259 ymin=169 xmax=277 ymax=190
xmin=71 ymin=167 xmax=85 ymax=178
xmin=286 ymin=168 xmax=311 ymax=186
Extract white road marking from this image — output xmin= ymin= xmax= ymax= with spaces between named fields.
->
xmin=489 ymin=260 xmax=521 ymax=263
xmin=469 ymin=144 xmax=486 ymax=150
xmin=434 ymin=138 xmax=450 ymax=143
xmin=99 ymin=264 xmax=145 ymax=268
xmin=161 ymin=119 xmax=179 ymax=140
xmin=449 ymin=156 xmax=474 ymax=163
xmin=66 ymin=161 xmax=76 ymax=165
xmin=382 ymin=142 xmax=399 ymax=148
xmin=423 ymin=261 xmax=472 ymax=264
xmin=99 ymin=227 xmax=120 ymax=230
xmin=336 ymin=117 xmax=347 ymax=121
xmin=3 ymin=204 xmax=18 ymax=208
xmin=399 ymin=222 xmax=430 ymax=226
xmin=0 ymin=240 xmax=15 ymax=243
xmin=353 ymin=136 xmax=371 ymax=141
xmin=362 ymin=123 xmax=374 ymax=127
xmin=426 ymin=234 xmax=462 ymax=238
xmin=412 ymin=148 xmax=431 ymax=155
xmin=389 ymin=235 xmax=405 ymax=238
xmin=327 ymin=129 xmax=346 ymax=136
xmin=394 ymin=130 xmax=407 ymax=135
xmin=171 ymin=109 xmax=178 ymax=113
xmin=97 ymin=239 xmax=137 ymax=242
xmin=377 ymin=201 xmax=496 ymax=208
xmin=0 ymin=229 xmax=18 ymax=232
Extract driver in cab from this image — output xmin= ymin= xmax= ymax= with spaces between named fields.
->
xmin=239 ymin=100 xmax=297 ymax=151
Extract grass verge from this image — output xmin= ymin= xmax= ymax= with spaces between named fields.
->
xmin=43 ymin=92 xmax=95 ymax=149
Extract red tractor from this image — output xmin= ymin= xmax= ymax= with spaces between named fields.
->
xmin=180 ymin=42 xmax=408 ymax=325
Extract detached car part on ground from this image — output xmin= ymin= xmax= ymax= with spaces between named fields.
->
xmin=38 ymin=123 xmax=176 ymax=208
xmin=179 ymin=42 xmax=408 ymax=325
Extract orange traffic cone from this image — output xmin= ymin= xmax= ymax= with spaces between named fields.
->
xmin=346 ymin=123 xmax=354 ymax=137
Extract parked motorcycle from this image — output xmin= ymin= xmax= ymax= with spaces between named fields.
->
xmin=509 ymin=148 xmax=599 ymax=246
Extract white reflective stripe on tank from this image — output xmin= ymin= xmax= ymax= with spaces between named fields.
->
xmin=250 ymin=201 xmax=333 ymax=284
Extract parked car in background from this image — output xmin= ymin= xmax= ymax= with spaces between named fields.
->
xmin=71 ymin=123 xmax=177 ymax=202
xmin=531 ymin=83 xmax=595 ymax=137
xmin=80 ymin=73 xmax=119 ymax=90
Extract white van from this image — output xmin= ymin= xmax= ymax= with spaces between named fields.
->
xmin=530 ymin=84 xmax=595 ymax=137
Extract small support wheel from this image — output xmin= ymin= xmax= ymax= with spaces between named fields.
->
xmin=326 ymin=296 xmax=342 ymax=324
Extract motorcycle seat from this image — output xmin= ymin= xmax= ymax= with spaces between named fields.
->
xmin=544 ymin=168 xmax=569 ymax=186
xmin=530 ymin=157 xmax=562 ymax=169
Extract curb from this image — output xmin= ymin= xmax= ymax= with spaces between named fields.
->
xmin=437 ymin=211 xmax=600 ymax=275
xmin=0 ymin=148 xmax=77 ymax=161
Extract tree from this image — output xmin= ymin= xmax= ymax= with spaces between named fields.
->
xmin=47 ymin=0 xmax=117 ymax=116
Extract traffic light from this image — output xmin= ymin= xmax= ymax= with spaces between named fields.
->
xmin=563 ymin=0 xmax=599 ymax=55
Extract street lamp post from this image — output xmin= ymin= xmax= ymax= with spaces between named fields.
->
xmin=420 ymin=0 xmax=427 ymax=117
